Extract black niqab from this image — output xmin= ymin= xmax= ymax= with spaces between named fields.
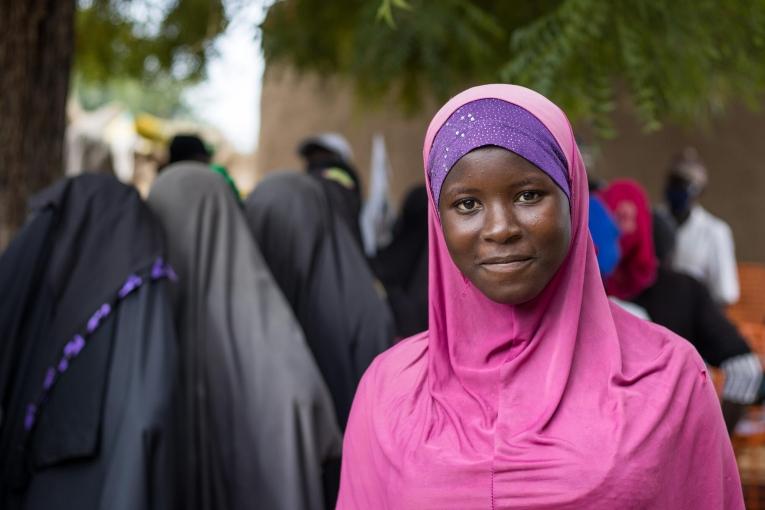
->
xmin=372 ymin=185 xmax=429 ymax=337
xmin=245 ymin=172 xmax=394 ymax=428
xmin=307 ymin=158 xmax=364 ymax=247
xmin=148 ymin=163 xmax=341 ymax=510
xmin=0 ymin=174 xmax=176 ymax=509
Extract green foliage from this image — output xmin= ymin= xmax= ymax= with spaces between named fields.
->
xmin=74 ymin=0 xmax=230 ymax=115
xmin=262 ymin=0 xmax=765 ymax=135
xmin=377 ymin=0 xmax=411 ymax=28
xmin=73 ymin=74 xmax=193 ymax=118
xmin=262 ymin=0 xmax=542 ymax=113
xmin=76 ymin=0 xmax=228 ymax=83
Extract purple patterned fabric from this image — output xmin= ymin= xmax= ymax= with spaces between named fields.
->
xmin=86 ymin=303 xmax=112 ymax=333
xmin=24 ymin=404 xmax=37 ymax=430
xmin=63 ymin=334 xmax=85 ymax=357
xmin=118 ymin=274 xmax=143 ymax=298
xmin=427 ymin=98 xmax=570 ymax=206
xmin=42 ymin=368 xmax=56 ymax=390
xmin=151 ymin=257 xmax=177 ymax=281
xmin=23 ymin=257 xmax=177 ymax=432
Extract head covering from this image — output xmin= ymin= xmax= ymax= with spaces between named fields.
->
xmin=210 ymin=163 xmax=241 ymax=200
xmin=427 ymin=97 xmax=569 ymax=205
xmin=297 ymin=133 xmax=363 ymax=247
xmin=337 ymin=85 xmax=742 ymax=509
xmin=168 ymin=134 xmax=211 ymax=165
xmin=600 ymin=179 xmax=658 ymax=299
xmin=1 ymin=175 xmax=163 ymax=430
xmin=244 ymin=172 xmax=394 ymax=429
xmin=669 ymin=146 xmax=708 ymax=191
xmin=147 ymin=164 xmax=341 ymax=510
xmin=0 ymin=175 xmax=176 ymax=508
xmin=298 ymin=132 xmax=354 ymax=163
xmin=588 ymin=194 xmax=621 ymax=277
xmin=372 ymin=185 xmax=429 ymax=337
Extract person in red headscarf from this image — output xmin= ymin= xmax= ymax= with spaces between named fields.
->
xmin=599 ymin=179 xmax=658 ymax=300
xmin=600 ymin=179 xmax=761 ymax=434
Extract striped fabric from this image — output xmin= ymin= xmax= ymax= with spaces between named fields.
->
xmin=721 ymin=353 xmax=763 ymax=404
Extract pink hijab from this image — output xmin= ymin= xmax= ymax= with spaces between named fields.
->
xmin=337 ymin=85 xmax=742 ymax=509
xmin=600 ymin=179 xmax=658 ymax=299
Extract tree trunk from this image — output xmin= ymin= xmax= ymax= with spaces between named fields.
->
xmin=0 ymin=0 xmax=75 ymax=248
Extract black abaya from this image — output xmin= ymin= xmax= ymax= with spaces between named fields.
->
xmin=245 ymin=172 xmax=395 ymax=429
xmin=0 ymin=174 xmax=177 ymax=510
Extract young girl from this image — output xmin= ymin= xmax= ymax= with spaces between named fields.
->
xmin=336 ymin=85 xmax=742 ymax=509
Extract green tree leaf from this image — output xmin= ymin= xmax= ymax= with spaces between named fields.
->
xmin=261 ymin=0 xmax=765 ymax=136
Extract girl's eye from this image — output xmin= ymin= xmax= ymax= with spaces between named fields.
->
xmin=517 ymin=191 xmax=542 ymax=203
xmin=455 ymin=198 xmax=479 ymax=212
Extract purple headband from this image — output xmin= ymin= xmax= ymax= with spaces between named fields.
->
xmin=427 ymin=98 xmax=570 ymax=206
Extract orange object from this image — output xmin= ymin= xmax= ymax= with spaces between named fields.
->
xmin=728 ymin=263 xmax=765 ymax=325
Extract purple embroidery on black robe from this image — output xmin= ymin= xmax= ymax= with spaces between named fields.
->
xmin=23 ymin=257 xmax=177 ymax=432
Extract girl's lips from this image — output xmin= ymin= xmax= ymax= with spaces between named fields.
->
xmin=479 ymin=258 xmax=534 ymax=273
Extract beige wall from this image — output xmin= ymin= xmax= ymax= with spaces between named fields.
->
xmin=256 ymin=66 xmax=434 ymax=204
xmin=593 ymin=103 xmax=765 ymax=263
xmin=257 ymin=65 xmax=765 ymax=262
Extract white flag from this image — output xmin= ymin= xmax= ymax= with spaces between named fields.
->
xmin=360 ymin=133 xmax=394 ymax=256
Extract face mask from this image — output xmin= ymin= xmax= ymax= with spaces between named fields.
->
xmin=665 ymin=186 xmax=691 ymax=215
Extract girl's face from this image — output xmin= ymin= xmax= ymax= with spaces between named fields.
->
xmin=438 ymin=146 xmax=571 ymax=305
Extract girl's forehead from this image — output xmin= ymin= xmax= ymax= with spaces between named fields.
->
xmin=427 ymin=98 xmax=570 ymax=207
xmin=447 ymin=148 xmax=552 ymax=183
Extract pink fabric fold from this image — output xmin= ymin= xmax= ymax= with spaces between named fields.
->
xmin=337 ymin=84 xmax=742 ymax=509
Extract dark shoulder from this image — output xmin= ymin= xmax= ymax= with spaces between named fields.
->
xmin=669 ymin=268 xmax=708 ymax=291
xmin=610 ymin=302 xmax=706 ymax=374
xmin=655 ymin=267 xmax=704 ymax=293
xmin=639 ymin=268 xmax=707 ymax=312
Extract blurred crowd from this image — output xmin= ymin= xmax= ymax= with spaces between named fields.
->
xmin=0 ymin=124 xmax=759 ymax=508
xmin=589 ymin=148 xmax=761 ymax=434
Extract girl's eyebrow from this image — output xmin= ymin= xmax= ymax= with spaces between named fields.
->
xmin=511 ymin=175 xmax=550 ymax=187
xmin=446 ymin=178 xmax=545 ymax=196
xmin=443 ymin=171 xmax=551 ymax=198
xmin=444 ymin=186 xmax=481 ymax=196
xmin=512 ymin=178 xmax=535 ymax=187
